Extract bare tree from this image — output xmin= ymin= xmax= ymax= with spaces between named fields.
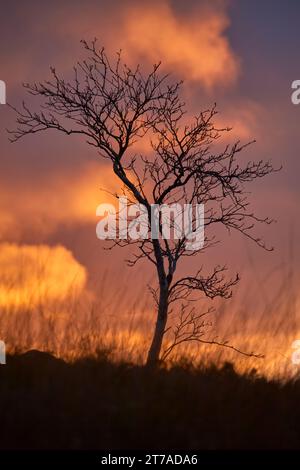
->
xmin=9 ymin=40 xmax=276 ymax=365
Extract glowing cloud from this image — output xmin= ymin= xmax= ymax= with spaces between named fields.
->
xmin=0 ymin=162 xmax=120 ymax=241
xmin=0 ymin=243 xmax=87 ymax=309
xmin=35 ymin=0 xmax=239 ymax=90
xmin=121 ymin=2 xmax=239 ymax=88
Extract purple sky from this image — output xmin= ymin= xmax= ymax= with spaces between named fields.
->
xmin=0 ymin=0 xmax=299 ymax=318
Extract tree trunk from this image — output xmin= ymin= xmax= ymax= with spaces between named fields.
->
xmin=146 ymin=284 xmax=169 ymax=366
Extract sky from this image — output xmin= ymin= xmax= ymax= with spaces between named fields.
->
xmin=0 ymin=0 xmax=300 ymax=370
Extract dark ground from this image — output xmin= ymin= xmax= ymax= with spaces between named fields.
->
xmin=0 ymin=350 xmax=300 ymax=450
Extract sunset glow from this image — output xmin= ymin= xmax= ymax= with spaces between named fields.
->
xmin=0 ymin=0 xmax=300 ymax=407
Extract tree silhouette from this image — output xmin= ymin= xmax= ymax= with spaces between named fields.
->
xmin=10 ymin=40 xmax=276 ymax=365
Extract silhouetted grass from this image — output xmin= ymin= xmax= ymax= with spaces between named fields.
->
xmin=0 ymin=259 xmax=299 ymax=381
xmin=0 ymin=350 xmax=300 ymax=450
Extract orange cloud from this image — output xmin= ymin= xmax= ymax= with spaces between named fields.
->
xmin=33 ymin=0 xmax=239 ymax=91
xmin=121 ymin=2 xmax=239 ymax=89
xmin=0 ymin=243 xmax=87 ymax=310
xmin=0 ymin=162 xmax=120 ymax=241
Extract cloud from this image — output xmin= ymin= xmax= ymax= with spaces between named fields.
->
xmin=0 ymin=243 xmax=87 ymax=309
xmin=121 ymin=1 xmax=239 ymax=88
xmin=21 ymin=0 xmax=239 ymax=91
xmin=0 ymin=162 xmax=120 ymax=241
